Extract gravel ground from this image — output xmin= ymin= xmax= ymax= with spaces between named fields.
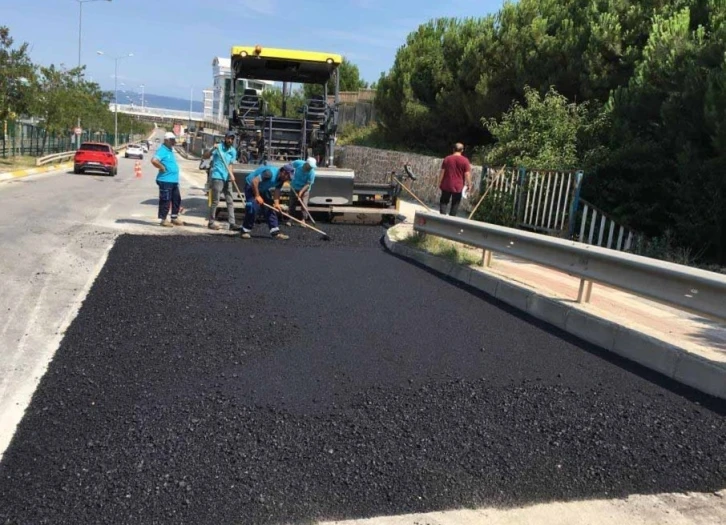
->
xmin=1 ymin=227 xmax=725 ymax=525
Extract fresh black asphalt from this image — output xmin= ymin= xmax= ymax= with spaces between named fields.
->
xmin=1 ymin=225 xmax=725 ymax=524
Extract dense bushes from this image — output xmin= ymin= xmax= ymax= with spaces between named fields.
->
xmin=375 ymin=1 xmax=726 ymax=263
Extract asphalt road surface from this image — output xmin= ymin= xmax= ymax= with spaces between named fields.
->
xmin=0 ymin=129 xmax=213 ymax=458
xmin=0 ymin=229 xmax=724 ymax=524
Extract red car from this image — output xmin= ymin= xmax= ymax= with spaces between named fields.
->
xmin=74 ymin=142 xmax=118 ymax=176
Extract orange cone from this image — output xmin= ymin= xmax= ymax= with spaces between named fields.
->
xmin=134 ymin=161 xmax=142 ymax=178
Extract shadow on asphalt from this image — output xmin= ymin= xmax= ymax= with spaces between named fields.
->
xmin=65 ymin=170 xmax=113 ymax=177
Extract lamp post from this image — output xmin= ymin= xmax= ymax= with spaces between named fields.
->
xmin=96 ymin=50 xmax=132 ymax=147
xmin=139 ymin=84 xmax=145 ymax=113
xmin=75 ymin=0 xmax=112 ymax=148
xmin=187 ymin=87 xmax=193 ymax=153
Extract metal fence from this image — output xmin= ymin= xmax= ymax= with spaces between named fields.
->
xmin=575 ymin=199 xmax=640 ymax=252
xmin=1 ymin=121 xmax=130 ymax=158
xmin=480 ymin=167 xmax=637 ymax=253
xmin=481 ymin=167 xmax=583 ymax=237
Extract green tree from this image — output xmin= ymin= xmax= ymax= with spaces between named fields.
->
xmin=33 ymin=64 xmax=89 ymax=153
xmin=483 ymin=86 xmax=591 ymax=169
xmin=261 ymin=87 xmax=306 ymax=117
xmin=0 ymin=26 xmax=36 ymax=122
xmin=303 ymin=57 xmax=368 ymax=99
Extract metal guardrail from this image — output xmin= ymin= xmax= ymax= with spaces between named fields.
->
xmin=35 ymin=151 xmax=75 ymax=166
xmin=413 ymin=211 xmax=726 ymax=321
xmin=111 ymin=103 xmax=206 ymax=121
xmin=35 ymin=143 xmax=132 ymax=167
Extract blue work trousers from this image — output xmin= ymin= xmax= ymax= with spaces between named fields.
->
xmin=242 ymin=184 xmax=280 ymax=234
xmin=157 ymin=182 xmax=181 ymax=220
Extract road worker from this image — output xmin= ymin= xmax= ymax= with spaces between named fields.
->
xmin=287 ymin=157 xmax=317 ymax=225
xmin=241 ymin=163 xmax=294 ymax=239
xmin=150 ymin=132 xmax=183 ymax=227
xmin=438 ymin=142 xmax=472 ymax=216
xmin=203 ymin=131 xmax=239 ymax=231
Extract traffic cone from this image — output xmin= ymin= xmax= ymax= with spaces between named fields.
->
xmin=134 ymin=161 xmax=142 ymax=178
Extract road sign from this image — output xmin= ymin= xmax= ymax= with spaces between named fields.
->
xmin=74 ymin=127 xmax=82 ymax=135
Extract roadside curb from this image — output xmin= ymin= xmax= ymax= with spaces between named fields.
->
xmin=0 ymin=162 xmax=73 ymax=183
xmin=384 ymin=224 xmax=726 ymax=400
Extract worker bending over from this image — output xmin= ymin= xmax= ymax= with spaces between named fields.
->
xmin=287 ymin=157 xmax=317 ymax=225
xmin=241 ymin=163 xmax=294 ymax=240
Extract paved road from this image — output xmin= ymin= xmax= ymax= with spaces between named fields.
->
xmin=1 ymin=231 xmax=725 ymax=524
xmin=0 ymin=130 xmax=211 ymax=458
xmin=0 ymin=140 xmax=725 ymax=524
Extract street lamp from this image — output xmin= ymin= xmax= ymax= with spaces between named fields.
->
xmin=139 ymin=84 xmax=145 ymax=113
xmin=75 ymin=0 xmax=112 ymax=148
xmin=97 ymin=50 xmax=133 ymax=147
xmin=187 ymin=87 xmax=193 ymax=153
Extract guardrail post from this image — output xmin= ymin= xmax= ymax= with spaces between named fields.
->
xmin=479 ymin=249 xmax=493 ymax=268
xmin=577 ymin=278 xmax=593 ymax=303
xmin=567 ymin=170 xmax=584 ymax=239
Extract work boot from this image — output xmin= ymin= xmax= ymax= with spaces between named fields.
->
xmin=273 ymin=233 xmax=289 ymax=240
xmin=160 ymin=219 xmax=173 ymax=227
xmin=171 ymin=218 xmax=184 ymax=226
xmin=240 ymin=232 xmax=251 ymax=239
xmin=208 ymin=222 xmax=222 ymax=230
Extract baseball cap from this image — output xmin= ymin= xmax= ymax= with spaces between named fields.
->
xmin=163 ymin=132 xmax=176 ymax=140
xmin=225 ymin=130 xmax=236 ymax=138
xmin=306 ymin=157 xmax=317 ymax=169
xmin=280 ymin=163 xmax=295 ymax=174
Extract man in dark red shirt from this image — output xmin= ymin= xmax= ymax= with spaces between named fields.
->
xmin=438 ymin=142 xmax=472 ymax=216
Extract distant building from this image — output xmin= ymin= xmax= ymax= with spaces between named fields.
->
xmin=211 ymin=56 xmax=274 ymax=122
xmin=202 ymin=89 xmax=214 ymax=120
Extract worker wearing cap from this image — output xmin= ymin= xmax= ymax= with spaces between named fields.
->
xmin=241 ymin=163 xmax=294 ymax=239
xmin=203 ymin=131 xmax=239 ymax=231
xmin=150 ymin=132 xmax=183 ymax=227
xmin=287 ymin=157 xmax=317 ymax=225
xmin=248 ymin=130 xmax=265 ymax=164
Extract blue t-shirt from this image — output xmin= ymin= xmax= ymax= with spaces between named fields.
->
xmin=245 ymin=165 xmax=284 ymax=194
xmin=210 ymin=144 xmax=237 ymax=181
xmin=290 ymin=159 xmax=316 ymax=191
xmin=153 ymin=144 xmax=179 ymax=183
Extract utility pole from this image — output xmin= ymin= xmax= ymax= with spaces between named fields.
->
xmin=75 ymin=0 xmax=112 ymax=148
xmin=187 ymin=87 xmax=193 ymax=153
xmin=97 ymin=51 xmax=132 ymax=147
xmin=140 ymin=84 xmax=145 ymax=113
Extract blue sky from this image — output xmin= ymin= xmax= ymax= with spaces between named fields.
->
xmin=1 ymin=0 xmax=502 ymax=101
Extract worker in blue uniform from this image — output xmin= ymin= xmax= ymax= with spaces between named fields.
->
xmin=241 ymin=163 xmax=294 ymax=239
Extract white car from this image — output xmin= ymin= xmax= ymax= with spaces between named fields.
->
xmin=125 ymin=144 xmax=144 ymax=159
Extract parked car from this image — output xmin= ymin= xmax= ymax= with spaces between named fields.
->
xmin=74 ymin=142 xmax=118 ymax=176
xmin=125 ymin=144 xmax=144 ymax=159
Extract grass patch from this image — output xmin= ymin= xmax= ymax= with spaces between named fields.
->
xmin=337 ymin=124 xmax=440 ymax=156
xmin=0 ymin=156 xmax=38 ymax=170
xmin=403 ymin=232 xmax=481 ymax=266
xmin=337 ymin=124 xmax=391 ymax=148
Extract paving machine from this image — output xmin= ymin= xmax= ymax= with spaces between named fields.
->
xmin=220 ymin=45 xmax=401 ymax=222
